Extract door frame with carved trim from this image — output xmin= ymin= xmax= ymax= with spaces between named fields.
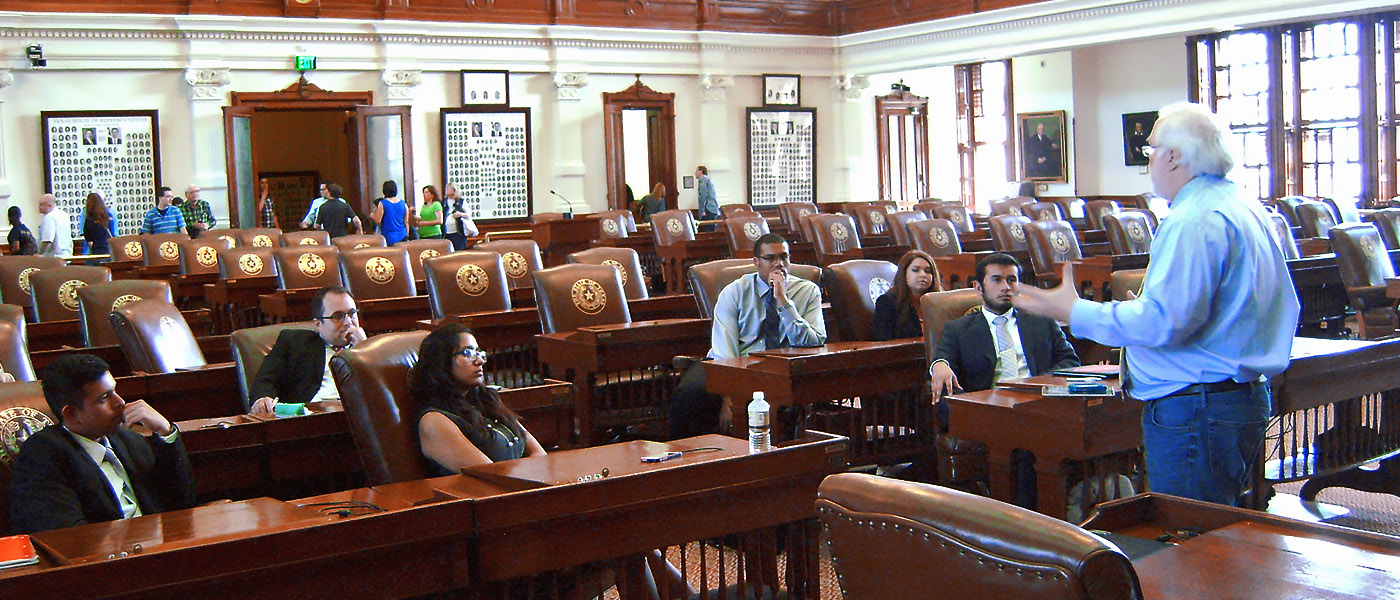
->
xmin=603 ymin=79 xmax=678 ymax=213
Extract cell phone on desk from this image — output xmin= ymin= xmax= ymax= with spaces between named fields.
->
xmin=641 ymin=451 xmax=683 ymax=463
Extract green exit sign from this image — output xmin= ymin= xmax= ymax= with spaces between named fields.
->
xmin=295 ymin=55 xmax=317 ymax=71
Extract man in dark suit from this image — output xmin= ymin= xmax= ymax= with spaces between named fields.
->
xmin=248 ymin=286 xmax=368 ymax=414
xmin=9 ymin=354 xmax=195 ymax=534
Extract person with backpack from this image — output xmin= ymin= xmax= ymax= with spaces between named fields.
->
xmin=7 ymin=206 xmax=37 ymax=255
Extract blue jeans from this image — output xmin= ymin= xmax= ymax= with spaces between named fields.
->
xmin=1141 ymin=382 xmax=1270 ymax=506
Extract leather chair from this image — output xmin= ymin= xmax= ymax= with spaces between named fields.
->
xmin=840 ymin=202 xmax=873 ymax=221
xmin=797 ymin=212 xmax=822 ymax=245
xmin=568 ymin=247 xmax=649 ymax=301
xmin=686 ymin=259 xmax=822 ymax=319
xmin=1124 ymin=208 xmax=1159 ymax=233
xmin=649 ymin=209 xmax=698 ymax=248
xmin=329 ymin=330 xmax=431 ymax=486
xmin=932 ymin=204 xmax=975 ymax=233
xmin=533 ymin=264 xmax=630 ymax=334
xmin=871 ymin=200 xmax=898 ymax=214
xmin=720 ymin=204 xmax=757 ymax=219
xmin=30 ymin=265 xmax=112 ymax=323
xmin=395 ymin=238 xmax=455 ymax=285
xmin=139 ymin=233 xmax=189 ymax=268
xmin=0 ymin=256 xmax=64 ymax=318
xmin=1102 ymin=212 xmax=1154 ymax=255
xmin=209 ymin=229 xmax=241 ymax=250
xmin=274 ymin=246 xmax=344 ymax=290
xmin=851 ymin=205 xmax=892 ymax=238
xmin=423 ymin=251 xmax=512 ymax=320
xmin=596 ymin=209 xmax=636 ymax=234
xmin=1025 ymin=201 xmax=1063 ymax=222
xmin=887 ymin=211 xmax=928 ymax=247
xmin=988 ymin=214 xmax=1033 ymax=252
xmin=473 ymin=239 xmax=543 ymax=291
xmin=723 ymin=214 xmax=770 ymax=259
xmin=816 ymin=472 xmax=1143 ymax=600
xmin=1025 ymin=220 xmax=1083 ymax=289
xmin=282 ymin=230 xmax=330 ymax=247
xmin=217 ymin=246 xmax=280 ymax=281
xmin=110 ymin=298 xmax=208 ymax=373
xmin=231 ymin=321 xmax=318 ymax=411
xmin=808 ymin=214 xmax=863 ymax=266
xmin=108 ymin=235 xmax=147 ymax=262
xmin=0 ymin=304 xmax=36 ymax=382
xmin=825 ymin=259 xmax=898 ymax=342
xmin=989 ymin=197 xmax=1030 ymax=217
xmin=908 ymin=219 xmax=964 ymax=258
xmin=77 ymin=280 xmax=174 ymax=347
xmin=236 ymin=228 xmax=283 ymax=248
xmin=777 ymin=202 xmax=819 ymax=240
xmin=920 ymin=288 xmax=982 ymax=353
xmin=1274 ymin=195 xmax=1310 ymax=227
xmin=332 ymin=233 xmax=387 ymax=253
xmin=1295 ymin=200 xmax=1338 ymax=239
xmin=1125 ymin=193 xmax=1155 ymax=210
xmin=1362 ymin=208 xmax=1400 ymax=250
xmin=531 ymin=212 xmax=566 ymax=224
xmin=1268 ymin=213 xmax=1301 ymax=260
xmin=1321 ymin=196 xmax=1358 ymax=225
xmin=177 ymin=236 xmax=233 ymax=276
xmin=1048 ymin=197 xmax=1085 ymax=221
xmin=0 ymin=381 xmax=55 ymax=535
xmin=1110 ymin=269 xmax=1147 ymax=301
xmin=1084 ymin=200 xmax=1120 ymax=231
xmin=596 ymin=210 xmax=632 ymax=239
xmin=340 ymin=246 xmax=417 ymax=300
xmin=1329 ymin=223 xmax=1398 ymax=339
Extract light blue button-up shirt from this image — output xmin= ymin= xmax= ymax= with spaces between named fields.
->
xmin=708 ymin=272 xmax=826 ymax=360
xmin=1069 ymin=175 xmax=1299 ymax=400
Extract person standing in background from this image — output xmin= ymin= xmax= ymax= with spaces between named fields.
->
xmin=7 ymin=206 xmax=37 ymax=255
xmin=371 ymin=180 xmax=408 ymax=245
xmin=257 ymin=178 xmax=280 ymax=229
xmin=78 ymin=192 xmax=118 ymax=245
xmin=139 ymin=187 xmax=188 ymax=236
xmin=37 ymin=193 xmax=74 ymax=258
xmin=442 ymin=183 xmax=477 ymax=251
xmin=637 ymin=183 xmax=666 ymax=221
xmin=179 ymin=185 xmax=215 ymax=238
xmin=696 ymin=166 xmax=718 ymax=232
xmin=415 ymin=185 xmax=444 ymax=240
xmin=82 ymin=193 xmax=113 ymax=258
xmin=300 ymin=182 xmax=334 ymax=230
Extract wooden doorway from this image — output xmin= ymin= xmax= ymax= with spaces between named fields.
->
xmin=603 ymin=79 xmax=677 ymax=213
xmin=875 ymin=90 xmax=930 ymax=204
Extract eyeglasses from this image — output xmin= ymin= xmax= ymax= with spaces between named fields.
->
xmin=455 ymin=347 xmax=489 ymax=362
xmin=756 ymin=252 xmax=790 ymax=262
xmin=314 ymin=308 xmax=359 ymax=323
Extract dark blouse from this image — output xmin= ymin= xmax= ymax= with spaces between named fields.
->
xmin=83 ymin=217 xmax=112 ymax=255
xmin=417 ymin=407 xmax=526 ymax=477
xmin=872 ymin=289 xmax=924 ymax=341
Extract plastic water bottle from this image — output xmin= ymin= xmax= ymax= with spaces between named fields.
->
xmin=748 ymin=391 xmax=771 ymax=453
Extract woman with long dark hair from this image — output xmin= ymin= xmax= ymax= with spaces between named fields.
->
xmin=872 ymin=249 xmax=940 ymax=340
xmin=414 ymin=185 xmax=445 ymax=240
xmin=82 ymin=192 xmax=113 ymax=257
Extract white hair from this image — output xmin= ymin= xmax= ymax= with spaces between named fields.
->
xmin=1151 ymin=102 xmax=1235 ymax=177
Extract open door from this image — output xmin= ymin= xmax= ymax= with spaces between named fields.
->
xmin=603 ymin=79 xmax=677 ymax=214
xmin=222 ymin=105 xmax=256 ymax=228
xmin=354 ymin=105 xmax=415 ymax=225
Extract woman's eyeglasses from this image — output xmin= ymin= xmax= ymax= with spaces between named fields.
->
xmin=455 ymin=347 xmax=489 ymax=362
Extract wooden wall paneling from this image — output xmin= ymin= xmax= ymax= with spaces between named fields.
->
xmin=707 ymin=0 xmax=840 ymax=36
xmin=556 ymin=0 xmax=699 ymax=30
xmin=379 ymin=0 xmax=553 ymax=24
xmin=838 ymin=0 xmax=977 ymax=34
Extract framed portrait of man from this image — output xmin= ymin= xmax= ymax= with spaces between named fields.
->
xmin=1122 ymin=111 xmax=1158 ymax=166
xmin=1017 ymin=110 xmax=1068 ymax=183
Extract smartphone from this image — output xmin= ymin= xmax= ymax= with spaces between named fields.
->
xmin=641 ymin=451 xmax=683 ymax=463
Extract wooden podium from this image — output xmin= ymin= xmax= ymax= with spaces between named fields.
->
xmin=533 ymin=216 xmax=600 ymax=267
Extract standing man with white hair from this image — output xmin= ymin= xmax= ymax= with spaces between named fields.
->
xmin=37 ymin=193 xmax=73 ymax=258
xmin=1014 ymin=102 xmax=1299 ymax=506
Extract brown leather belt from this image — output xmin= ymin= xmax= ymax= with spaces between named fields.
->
xmin=1173 ymin=379 xmax=1256 ymax=396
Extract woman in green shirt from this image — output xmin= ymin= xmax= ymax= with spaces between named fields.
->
xmin=415 ymin=184 xmax=445 ymax=239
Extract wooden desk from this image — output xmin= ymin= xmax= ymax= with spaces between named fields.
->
xmin=1072 ymin=253 xmax=1150 ymax=300
xmin=533 ymin=216 xmax=600 ymax=267
xmin=932 ymin=249 xmax=1034 ymax=289
xmin=1084 ymin=493 xmax=1400 ymax=599
xmin=169 ymin=272 xmax=216 ymax=308
xmin=26 ymin=309 xmax=214 ymax=352
xmin=356 ymin=295 xmax=431 ymax=334
xmin=205 ymin=277 xmax=278 ymax=333
xmin=655 ymin=235 xmax=730 ymax=294
xmin=704 ymin=340 xmax=933 ymax=466
xmin=259 ymin=286 xmax=319 ymax=323
xmin=592 ymin=235 xmax=662 ymax=283
xmin=1289 ymin=254 xmax=1350 ymax=337
xmin=817 ymin=244 xmax=909 ymax=268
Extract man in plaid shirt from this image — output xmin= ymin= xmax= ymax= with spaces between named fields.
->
xmin=179 ymin=185 xmax=216 ymax=238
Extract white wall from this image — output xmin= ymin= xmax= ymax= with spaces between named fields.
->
xmin=1012 ymin=51 xmax=1076 ymax=197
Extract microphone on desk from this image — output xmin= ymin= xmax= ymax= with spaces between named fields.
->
xmin=550 ymin=190 xmax=577 ymax=219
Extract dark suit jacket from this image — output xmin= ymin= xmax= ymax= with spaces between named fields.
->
xmin=933 ymin=309 xmax=1079 ymax=393
xmin=872 ymin=290 xmax=923 ymax=341
xmin=249 ymin=329 xmax=331 ymax=406
xmin=8 ymin=425 xmax=195 ymax=534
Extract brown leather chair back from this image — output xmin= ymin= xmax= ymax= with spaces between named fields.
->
xmin=209 ymin=229 xmax=241 ymax=250
xmin=531 ymin=212 xmax=566 ymax=224
xmin=333 ymin=233 xmax=387 ymax=253
xmin=236 ymin=228 xmax=283 ymax=249
xmin=649 ymin=209 xmax=697 ymax=247
xmin=596 ymin=210 xmax=632 ymax=239
xmin=395 ymin=238 xmax=455 ymax=285
xmin=1049 ymin=197 xmax=1085 ymax=221
xmin=840 ymin=202 xmax=872 ymax=220
xmin=30 ymin=266 xmax=112 ymax=323
xmin=0 ymin=381 xmax=55 ymax=534
xmin=723 ymin=214 xmax=771 ymax=258
xmin=1025 ymin=201 xmax=1063 ymax=222
xmin=908 ymin=219 xmax=963 ymax=258
xmin=110 ymin=298 xmax=207 ymax=373
xmin=108 ymin=235 xmax=147 ymax=262
xmin=533 ymin=264 xmax=631 ymax=334
xmin=809 ymin=214 xmax=863 ymax=258
xmin=1274 ymin=196 xmax=1310 ymax=227
xmin=816 ymin=472 xmax=1143 ymax=600
xmin=919 ymin=288 xmax=982 ymax=358
xmin=932 ymin=204 xmax=975 ymax=233
xmin=1110 ymin=269 xmax=1147 ymax=301
xmin=77 ymin=280 xmax=174 ymax=347
xmin=1025 ymin=220 xmax=1083 ymax=281
xmin=851 ymin=205 xmax=892 ymax=237
xmin=720 ymin=204 xmax=757 ymax=219
xmin=989 ymin=197 xmax=1028 ymax=217
xmin=988 ymin=214 xmax=1033 ymax=252
xmin=217 ymin=246 xmax=280 ymax=281
xmin=1330 ymin=223 xmax=1395 ymax=289
xmin=568 ymin=247 xmax=648 ymax=301
xmin=0 ymin=304 xmax=35 ymax=382
xmin=423 ymin=251 xmax=512 ymax=320
xmin=777 ymin=202 xmax=819 ymax=240
xmin=597 ymin=209 xmax=636 ymax=233
xmin=139 ymin=233 xmax=189 ymax=268
xmin=473 ymin=239 xmax=543 ymax=291
xmin=231 ymin=321 xmax=318 ymax=411
xmin=282 ymin=230 xmax=331 ymax=247
xmin=1268 ymin=213 xmax=1301 ymax=260
xmin=177 ymin=236 xmax=232 ymax=276
xmin=1124 ymin=208 xmax=1159 ymax=233
xmin=687 ymin=259 xmax=754 ymax=319
xmin=274 ymin=246 xmax=344 ymax=290
xmin=887 ymin=211 xmax=928 ymax=247
xmin=825 ymin=259 xmax=898 ymax=341
xmin=0 ymin=256 xmax=64 ymax=310
xmin=340 ymin=246 xmax=417 ymax=300
xmin=329 ymin=330 xmax=431 ymax=486
xmin=1362 ymin=208 xmax=1400 ymax=250
xmin=1296 ymin=200 xmax=1338 ymax=239
xmin=1084 ymin=200 xmax=1121 ymax=230
xmin=1126 ymin=193 xmax=1154 ymax=210
xmin=1103 ymin=212 xmax=1155 ymax=255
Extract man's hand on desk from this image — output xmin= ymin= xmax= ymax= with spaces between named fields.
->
xmin=1012 ymin=262 xmax=1079 ymax=323
xmin=930 ymin=361 xmax=961 ymax=398
xmin=251 ymin=397 xmax=278 ymax=415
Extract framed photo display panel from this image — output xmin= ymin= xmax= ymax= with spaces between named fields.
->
xmin=747 ymin=107 xmax=816 ymax=207
xmin=42 ymin=110 xmax=161 ymax=237
xmin=763 ymin=74 xmax=801 ymax=106
xmin=460 ymin=70 xmax=510 ymax=107
xmin=441 ymin=107 xmax=533 ymax=221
